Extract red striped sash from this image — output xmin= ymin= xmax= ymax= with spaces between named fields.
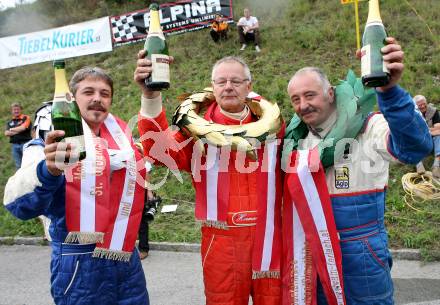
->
xmin=65 ymin=114 xmax=145 ymax=261
xmin=194 ymin=140 xmax=282 ymax=278
xmin=65 ymin=119 xmax=110 ymax=244
xmin=283 ymin=148 xmax=346 ymax=305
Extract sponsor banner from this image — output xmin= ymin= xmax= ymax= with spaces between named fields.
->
xmin=0 ymin=17 xmax=112 ymax=70
xmin=111 ymin=0 xmax=233 ymax=46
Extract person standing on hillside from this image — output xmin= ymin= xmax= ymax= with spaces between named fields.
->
xmin=4 ymin=67 xmax=150 ymax=305
xmin=135 ymin=55 xmax=283 ymax=305
xmin=414 ymin=94 xmax=440 ymax=178
xmin=4 ymin=103 xmax=32 ymax=169
xmin=281 ymin=37 xmax=432 ymax=305
xmin=237 ymin=8 xmax=261 ymax=52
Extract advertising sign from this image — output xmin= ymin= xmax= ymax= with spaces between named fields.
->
xmin=111 ymin=0 xmax=233 ymax=46
xmin=0 ymin=17 xmax=112 ymax=69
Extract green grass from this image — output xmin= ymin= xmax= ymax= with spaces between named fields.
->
xmin=148 ymin=169 xmax=200 ymax=242
xmin=1 ymin=0 xmax=440 ymax=259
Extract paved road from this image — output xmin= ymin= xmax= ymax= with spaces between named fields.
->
xmin=1 ymin=245 xmax=440 ymax=305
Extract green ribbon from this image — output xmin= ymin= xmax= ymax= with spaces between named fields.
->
xmin=282 ymin=70 xmax=377 ymax=169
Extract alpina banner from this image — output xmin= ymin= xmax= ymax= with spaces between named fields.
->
xmin=0 ymin=17 xmax=112 ymax=69
xmin=110 ymin=0 xmax=233 ymax=46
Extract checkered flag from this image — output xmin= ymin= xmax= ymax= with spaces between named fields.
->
xmin=111 ymin=13 xmax=147 ymax=43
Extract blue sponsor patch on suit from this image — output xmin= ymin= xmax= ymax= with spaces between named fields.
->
xmin=335 ymin=166 xmax=349 ymax=189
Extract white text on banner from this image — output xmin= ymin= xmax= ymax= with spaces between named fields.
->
xmin=0 ymin=17 xmax=113 ymax=70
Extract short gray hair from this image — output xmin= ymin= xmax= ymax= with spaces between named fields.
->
xmin=11 ymin=102 xmax=22 ymax=109
xmin=69 ymin=66 xmax=114 ymax=97
xmin=287 ymin=67 xmax=331 ymax=95
xmin=413 ymin=95 xmax=426 ymax=104
xmin=211 ymin=56 xmax=252 ymax=82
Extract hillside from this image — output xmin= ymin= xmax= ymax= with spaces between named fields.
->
xmin=1 ymin=0 xmax=439 ymax=258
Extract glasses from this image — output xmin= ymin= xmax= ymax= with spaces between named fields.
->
xmin=212 ymin=78 xmax=249 ymax=87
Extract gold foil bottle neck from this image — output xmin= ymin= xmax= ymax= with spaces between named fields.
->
xmin=148 ymin=6 xmax=162 ymax=33
xmin=366 ymin=0 xmax=383 ymax=24
xmin=54 ymin=67 xmax=70 ymax=97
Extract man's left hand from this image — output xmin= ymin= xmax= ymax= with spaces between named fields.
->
xmin=377 ymin=37 xmax=404 ymax=92
xmin=356 ymin=37 xmax=404 ymax=92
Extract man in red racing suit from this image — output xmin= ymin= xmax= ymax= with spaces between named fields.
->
xmin=134 ymin=54 xmax=283 ymax=305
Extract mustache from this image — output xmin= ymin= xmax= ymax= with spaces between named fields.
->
xmin=299 ymin=107 xmax=316 ymax=116
xmin=87 ymin=102 xmax=106 ymax=112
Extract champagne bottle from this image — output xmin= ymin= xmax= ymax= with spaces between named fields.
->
xmin=361 ymin=0 xmax=390 ymax=87
xmin=144 ymin=3 xmax=170 ymax=90
xmin=51 ymin=59 xmax=86 ymax=161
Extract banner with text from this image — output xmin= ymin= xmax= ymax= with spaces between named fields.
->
xmin=0 ymin=17 xmax=112 ymax=70
xmin=111 ymin=0 xmax=233 ymax=46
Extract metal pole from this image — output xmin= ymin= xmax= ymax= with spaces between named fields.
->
xmin=355 ymin=0 xmax=361 ymax=49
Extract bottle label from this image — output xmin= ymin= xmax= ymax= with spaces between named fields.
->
xmin=361 ymin=44 xmax=371 ymax=77
xmin=361 ymin=44 xmax=389 ymax=77
xmin=64 ymin=135 xmax=86 ymax=155
xmin=383 ymin=59 xmax=390 ymax=74
xmin=53 ymin=93 xmax=74 ymax=103
xmin=148 ymin=32 xmax=166 ymax=40
xmin=362 ymin=23 xmax=389 ymax=77
xmin=151 ymin=54 xmax=170 ymax=83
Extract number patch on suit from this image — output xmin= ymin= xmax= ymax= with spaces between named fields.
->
xmin=335 ymin=166 xmax=349 ymax=189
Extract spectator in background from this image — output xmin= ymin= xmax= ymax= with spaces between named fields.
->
xmin=237 ymin=8 xmax=261 ymax=52
xmin=4 ymin=103 xmax=32 ymax=169
xmin=414 ymin=95 xmax=440 ymax=178
xmin=210 ymin=14 xmax=229 ymax=43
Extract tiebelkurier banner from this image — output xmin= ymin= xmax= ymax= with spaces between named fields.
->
xmin=0 ymin=17 xmax=112 ymax=70
xmin=0 ymin=0 xmax=233 ymax=69
xmin=111 ymin=0 xmax=233 ymax=46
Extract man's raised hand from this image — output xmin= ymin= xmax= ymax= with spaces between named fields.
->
xmin=44 ymin=130 xmax=78 ymax=176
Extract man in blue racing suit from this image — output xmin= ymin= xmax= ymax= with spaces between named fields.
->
xmin=3 ymin=67 xmax=149 ymax=305
xmin=281 ymin=37 xmax=432 ymax=305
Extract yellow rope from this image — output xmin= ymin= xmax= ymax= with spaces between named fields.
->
xmin=401 ymin=171 xmax=440 ymax=213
